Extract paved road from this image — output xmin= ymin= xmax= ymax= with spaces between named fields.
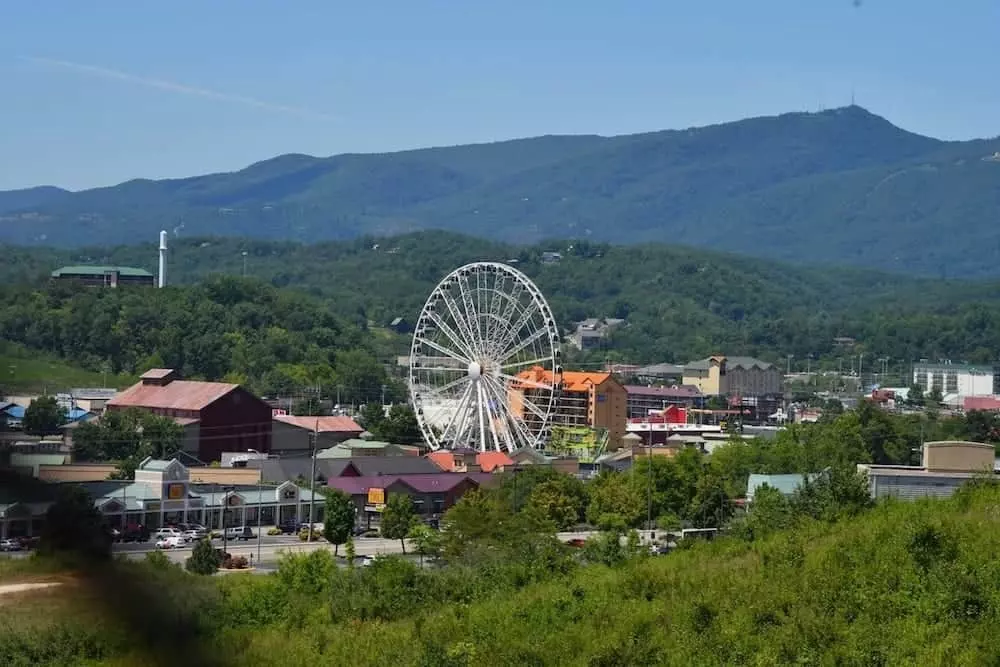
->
xmin=114 ymin=530 xmax=602 ymax=566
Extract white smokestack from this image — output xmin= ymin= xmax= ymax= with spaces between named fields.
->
xmin=158 ymin=230 xmax=168 ymax=288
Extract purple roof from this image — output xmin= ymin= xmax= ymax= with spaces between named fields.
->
xmin=624 ymin=385 xmax=702 ymax=398
xmin=326 ymin=472 xmax=495 ymax=495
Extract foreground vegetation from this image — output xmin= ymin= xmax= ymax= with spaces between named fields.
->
xmin=6 ymin=480 xmax=1000 ymax=666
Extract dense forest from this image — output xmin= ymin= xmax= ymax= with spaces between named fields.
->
xmin=5 ymin=232 xmax=1000 ymax=382
xmin=0 ymin=276 xmax=405 ymax=403
xmin=3 ymin=107 xmax=1000 ymax=275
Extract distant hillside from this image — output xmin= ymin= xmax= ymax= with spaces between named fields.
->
xmin=8 ymin=232 xmax=1000 ymax=370
xmin=0 ymin=185 xmax=69 ymax=213
xmin=3 ymin=106 xmax=1000 ymax=275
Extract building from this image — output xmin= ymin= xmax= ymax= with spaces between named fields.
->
xmin=682 ymin=356 xmax=784 ymax=397
xmin=567 ymin=318 xmax=625 ymax=350
xmin=69 ymin=388 xmax=119 ymax=414
xmin=512 ymin=367 xmax=628 ymax=450
xmin=105 ymin=369 xmax=272 ymax=463
xmin=0 ymin=457 xmax=322 ymax=539
xmin=270 ymin=414 xmax=364 ymax=455
xmin=427 ymin=449 xmax=513 ymax=473
xmin=861 ymin=441 xmax=996 ymax=501
xmin=624 ymin=385 xmax=704 ymax=419
xmin=912 ymin=362 xmax=998 ymax=399
xmin=633 ymin=363 xmax=685 ymax=385
xmin=249 ymin=455 xmax=442 ymax=487
xmin=746 ymin=473 xmax=821 ymax=503
xmin=326 ymin=473 xmax=494 ymax=527
xmin=50 ymin=265 xmax=155 ymax=287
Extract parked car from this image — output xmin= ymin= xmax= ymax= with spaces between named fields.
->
xmin=359 ymin=555 xmax=375 ymax=567
xmin=278 ymin=519 xmax=299 ymax=535
xmin=121 ymin=523 xmax=150 ymax=543
xmin=0 ymin=538 xmax=22 ymax=552
xmin=17 ymin=536 xmax=39 ymax=550
xmin=176 ymin=524 xmax=208 ymax=540
xmin=224 ymin=526 xmax=255 ymax=541
xmin=153 ymin=527 xmax=185 ymax=541
xmin=155 ymin=535 xmax=185 ymax=549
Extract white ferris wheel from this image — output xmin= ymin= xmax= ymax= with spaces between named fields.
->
xmin=408 ymin=262 xmax=561 ymax=452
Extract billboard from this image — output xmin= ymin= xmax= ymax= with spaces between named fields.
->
xmin=367 ymin=488 xmax=385 ymax=505
xmin=166 ymin=483 xmax=185 ymax=500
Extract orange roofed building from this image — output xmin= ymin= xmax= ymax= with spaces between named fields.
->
xmin=510 ymin=367 xmax=627 ymax=450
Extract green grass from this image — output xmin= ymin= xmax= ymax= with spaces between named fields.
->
xmin=0 ymin=342 xmax=135 ymax=394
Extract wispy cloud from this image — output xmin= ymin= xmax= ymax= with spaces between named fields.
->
xmin=20 ymin=56 xmax=336 ymax=121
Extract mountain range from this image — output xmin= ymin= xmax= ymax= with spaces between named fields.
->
xmin=2 ymin=106 xmax=999 ymax=276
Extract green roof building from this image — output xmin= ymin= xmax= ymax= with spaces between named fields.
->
xmin=51 ymin=265 xmax=155 ymax=287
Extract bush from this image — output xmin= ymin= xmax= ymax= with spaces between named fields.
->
xmin=267 ymin=527 xmax=282 ymax=536
xmin=225 ymin=555 xmax=249 ymax=570
xmin=299 ymin=529 xmax=323 ymax=541
xmin=186 ymin=538 xmax=221 ymax=575
xmin=144 ymin=549 xmax=177 ymax=571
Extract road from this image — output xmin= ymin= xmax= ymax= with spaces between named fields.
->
xmin=111 ymin=530 xmax=602 ymax=566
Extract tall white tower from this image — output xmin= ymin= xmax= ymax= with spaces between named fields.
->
xmin=158 ymin=230 xmax=168 ymax=288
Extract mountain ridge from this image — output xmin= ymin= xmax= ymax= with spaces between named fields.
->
xmin=3 ymin=105 xmax=999 ymax=276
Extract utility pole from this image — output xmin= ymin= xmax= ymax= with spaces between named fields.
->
xmin=241 ymin=251 xmax=248 ymax=277
xmin=647 ymin=430 xmax=654 ymax=541
xmin=307 ymin=420 xmax=318 ymax=542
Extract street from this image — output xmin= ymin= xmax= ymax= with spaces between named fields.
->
xmin=0 ymin=530 xmax=602 ymax=567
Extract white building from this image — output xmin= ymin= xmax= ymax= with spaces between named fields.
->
xmin=912 ymin=362 xmax=997 ymax=400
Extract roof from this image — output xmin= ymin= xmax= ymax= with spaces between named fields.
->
xmin=137 ymin=458 xmax=176 ymax=472
xmin=746 ymin=473 xmax=820 ymax=502
xmin=515 ymin=367 xmax=613 ymax=392
xmin=141 ymin=368 xmax=175 ymax=380
xmin=51 ymin=265 xmax=153 ymax=278
xmin=426 ymin=451 xmax=455 ymax=471
xmin=326 ymin=472 xmax=493 ymax=495
xmin=70 ymin=388 xmax=119 ymax=399
xmin=635 ymin=363 xmax=685 ymax=377
xmin=107 ymin=379 xmax=239 ymax=411
xmin=964 ymin=396 xmax=1000 ymax=412
xmin=3 ymin=405 xmax=26 ymax=419
xmin=913 ymin=362 xmax=996 ymax=374
xmin=274 ymin=414 xmax=363 ymax=433
xmin=685 ymin=356 xmax=774 ymax=372
xmin=477 ymin=451 xmax=513 ymax=472
xmin=624 ymin=385 xmax=703 ymax=398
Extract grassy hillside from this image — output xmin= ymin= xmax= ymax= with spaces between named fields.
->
xmin=6 ymin=232 xmax=1000 ymax=370
xmin=6 ymin=485 xmax=1000 ymax=666
xmin=0 ymin=342 xmax=134 ymax=395
xmin=2 ymin=107 xmax=1000 ymax=275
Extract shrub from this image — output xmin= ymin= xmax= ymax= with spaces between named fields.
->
xmin=226 ymin=555 xmax=249 ymax=570
xmin=144 ymin=549 xmax=177 ymax=570
xmin=299 ymin=529 xmax=323 ymax=541
xmin=267 ymin=527 xmax=282 ymax=536
xmin=186 ymin=538 xmax=221 ymax=575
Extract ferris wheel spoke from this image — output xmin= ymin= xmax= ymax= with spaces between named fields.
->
xmin=413 ymin=365 xmax=467 ymax=373
xmin=502 ymin=355 xmax=555 ymax=371
xmin=473 ymin=382 xmax=494 ymax=452
xmin=516 ymin=391 xmax=552 ymax=422
xmin=415 ymin=335 xmax=472 ymax=366
xmin=481 ymin=379 xmax=514 ymax=452
xmin=456 ymin=274 xmax=483 ymax=355
xmin=422 ymin=374 xmax=472 ymax=398
xmin=441 ymin=380 xmax=475 ymax=445
xmin=499 ymin=326 xmax=550 ymax=366
xmin=482 ymin=375 xmax=533 ymax=451
xmin=499 ymin=371 xmax=556 ymax=392
xmin=491 ymin=302 xmax=540 ymax=361
xmin=437 ymin=290 xmax=480 ymax=360
xmin=425 ymin=310 xmax=477 ymax=361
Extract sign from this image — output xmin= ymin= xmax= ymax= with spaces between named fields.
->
xmin=281 ymin=488 xmax=297 ymax=500
xmin=227 ymin=494 xmax=241 ymax=506
xmin=272 ymin=408 xmax=287 ymax=417
xmin=367 ymin=488 xmax=385 ymax=505
xmin=166 ymin=483 xmax=185 ymax=500
xmin=364 ymin=504 xmax=386 ymax=513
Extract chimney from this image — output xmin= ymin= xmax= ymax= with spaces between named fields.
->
xmin=158 ymin=230 xmax=168 ymax=288
xmin=141 ymin=368 xmax=177 ymax=386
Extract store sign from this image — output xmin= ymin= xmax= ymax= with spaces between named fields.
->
xmin=367 ymin=488 xmax=385 ymax=505
xmin=281 ymin=489 xmax=297 ymax=500
xmin=166 ymin=483 xmax=185 ymax=500
xmin=364 ymin=504 xmax=386 ymax=513
xmin=272 ymin=408 xmax=287 ymax=417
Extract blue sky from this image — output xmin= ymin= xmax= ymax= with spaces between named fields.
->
xmin=1 ymin=0 xmax=998 ymax=190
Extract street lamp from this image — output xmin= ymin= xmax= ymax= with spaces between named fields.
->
xmin=222 ymin=484 xmax=235 ymax=556
xmin=241 ymin=251 xmax=248 ymax=277
xmin=247 ymin=449 xmax=264 ymax=565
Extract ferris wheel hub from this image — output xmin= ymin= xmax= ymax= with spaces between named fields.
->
xmin=467 ymin=361 xmax=482 ymax=379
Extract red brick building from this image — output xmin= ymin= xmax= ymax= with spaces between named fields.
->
xmin=106 ymin=369 xmax=272 ymax=463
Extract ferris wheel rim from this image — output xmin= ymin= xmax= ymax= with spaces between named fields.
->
xmin=407 ymin=261 xmax=561 ymax=453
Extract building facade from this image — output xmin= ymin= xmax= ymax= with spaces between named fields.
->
xmin=682 ymin=356 xmax=783 ymax=397
xmin=512 ymin=367 xmax=628 ymax=450
xmin=51 ymin=265 xmax=155 ymax=287
xmin=623 ymin=385 xmax=703 ymax=419
xmin=911 ymin=362 xmax=997 ymax=398
xmin=861 ymin=441 xmax=996 ymax=501
xmin=270 ymin=414 xmax=363 ymax=455
xmin=106 ymin=369 xmax=272 ymax=462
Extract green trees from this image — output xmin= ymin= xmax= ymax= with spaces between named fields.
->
xmin=38 ymin=485 xmax=111 ymax=561
xmin=186 ymin=538 xmax=221 ymax=575
xmin=322 ymin=489 xmax=356 ymax=556
xmin=23 ymin=395 xmax=66 ymax=435
xmin=370 ymin=404 xmax=422 ymax=444
xmin=586 ymin=471 xmax=645 ymax=527
xmin=380 ymin=494 xmax=416 ymax=554
xmin=72 ymin=408 xmax=183 ymax=476
xmin=407 ymin=523 xmax=441 ymax=566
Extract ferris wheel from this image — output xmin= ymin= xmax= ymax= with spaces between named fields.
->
xmin=408 ymin=262 xmax=561 ymax=452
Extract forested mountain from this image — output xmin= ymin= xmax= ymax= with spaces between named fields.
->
xmin=3 ymin=106 xmax=999 ymax=275
xmin=6 ymin=232 xmax=1000 ymax=374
